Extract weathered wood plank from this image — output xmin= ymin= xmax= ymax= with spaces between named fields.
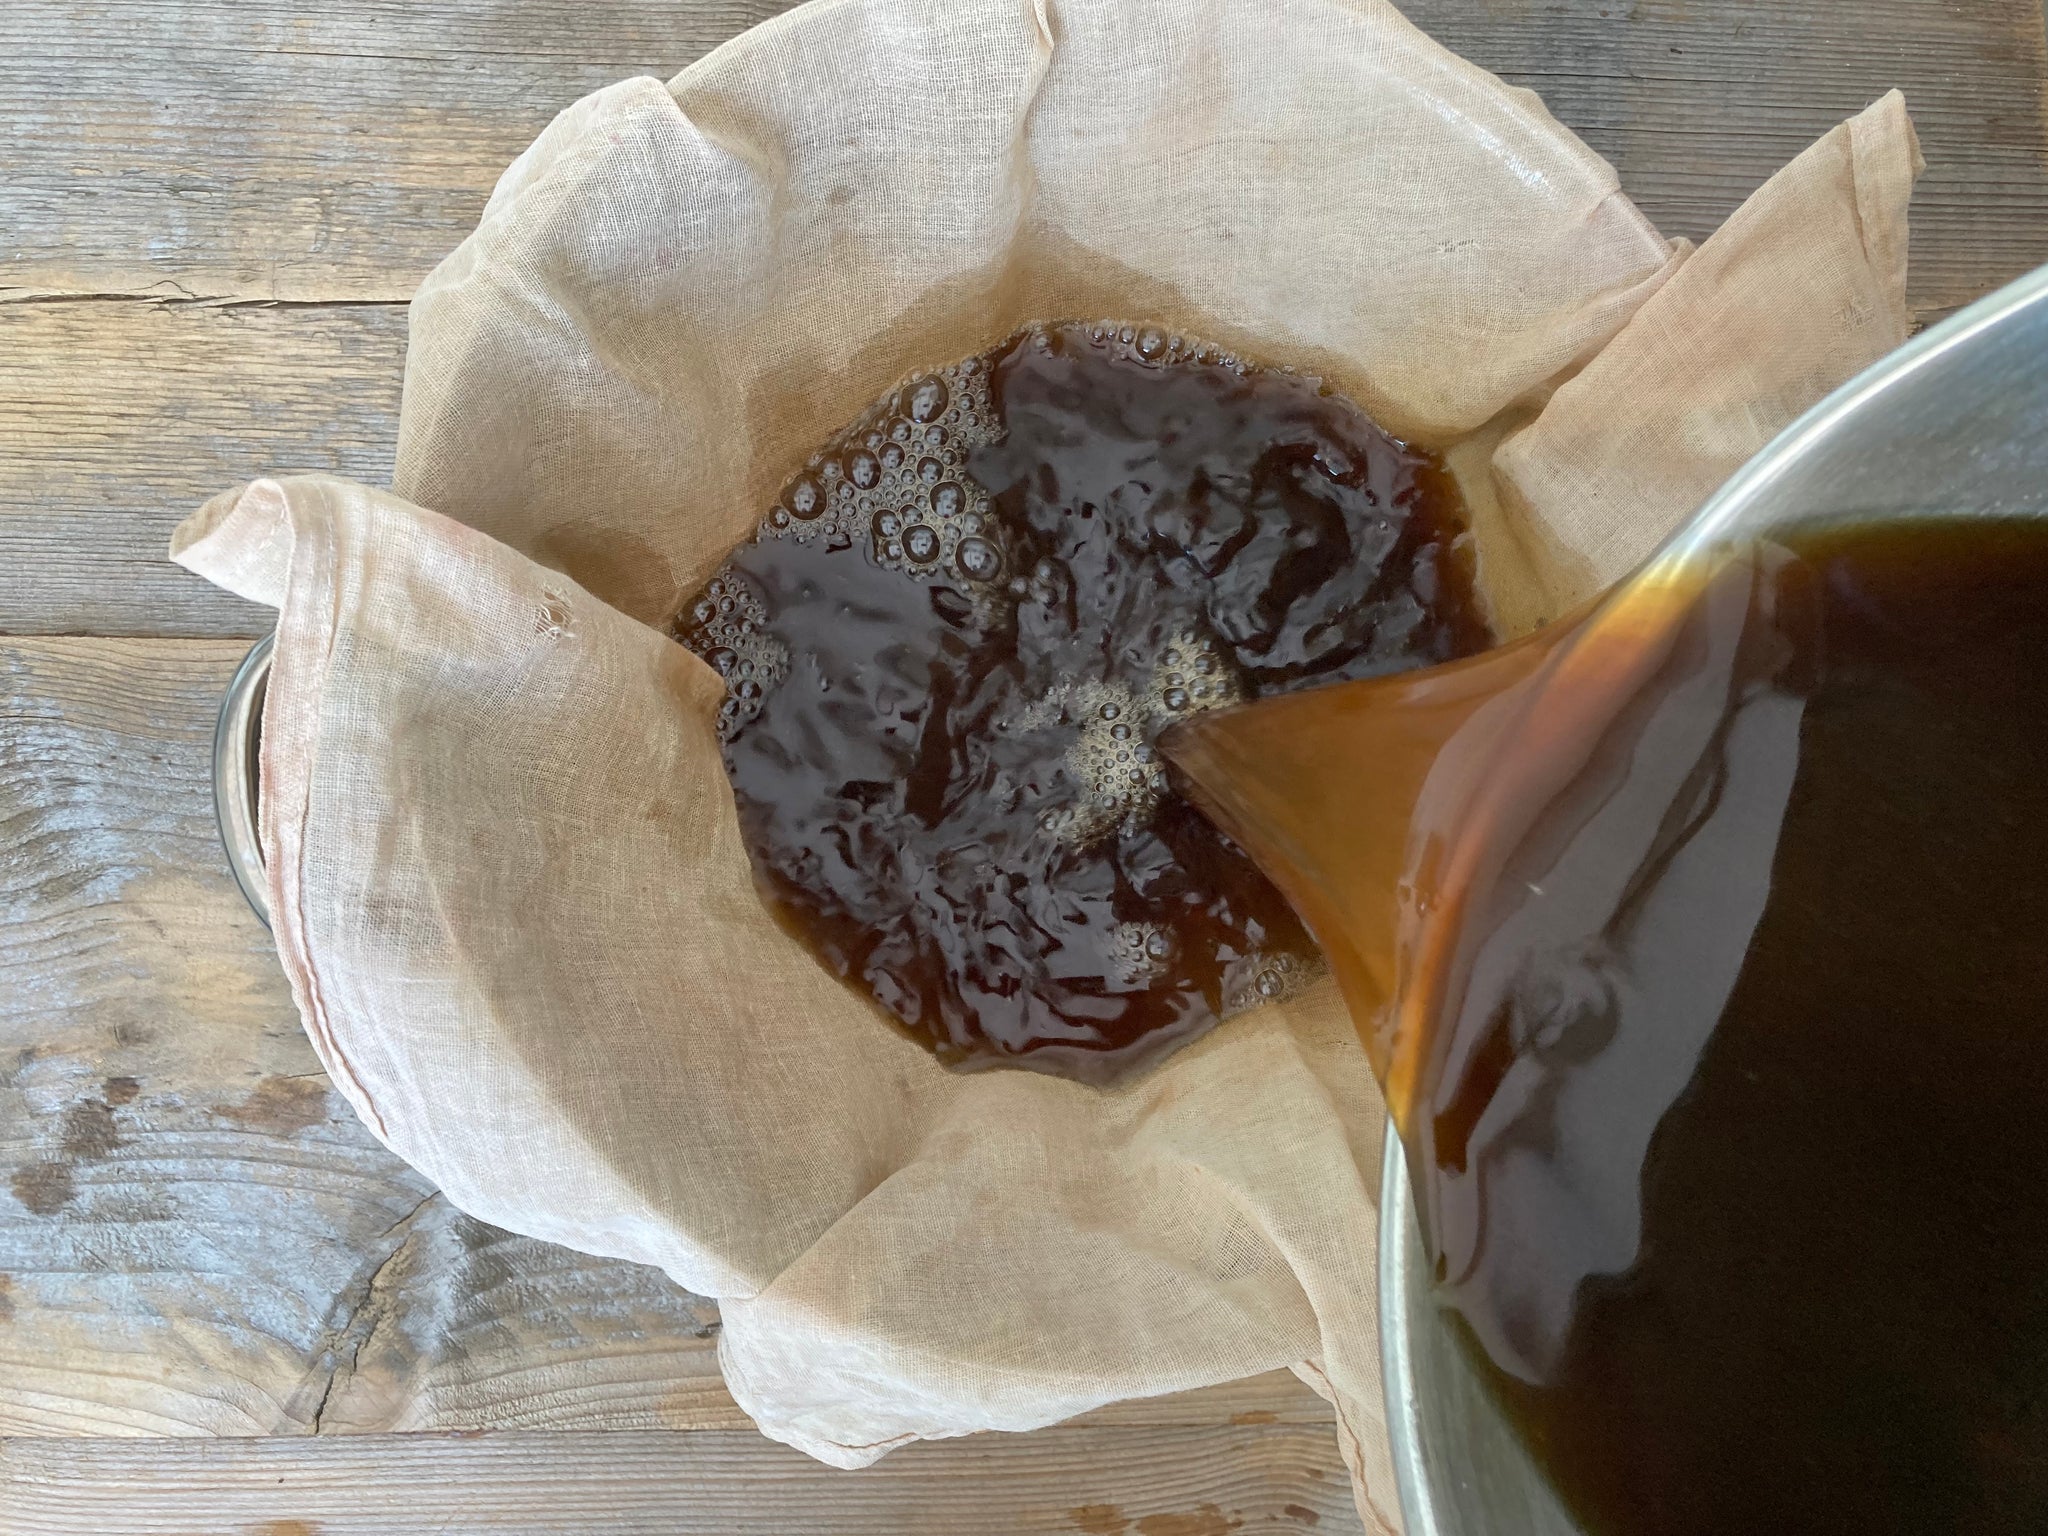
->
xmin=0 ymin=0 xmax=799 ymax=303
xmin=2 ymin=1423 xmax=1365 ymax=1535
xmin=0 ymin=635 xmax=1335 ymax=1441
xmin=1425 ymin=0 xmax=2048 ymax=320
xmin=0 ymin=301 xmax=404 ymax=638
xmin=2 ymin=0 xmax=2041 ymax=310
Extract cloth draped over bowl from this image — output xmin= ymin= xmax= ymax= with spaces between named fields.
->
xmin=171 ymin=1 xmax=1920 ymax=1525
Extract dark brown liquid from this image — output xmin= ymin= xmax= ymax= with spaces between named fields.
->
xmin=676 ymin=320 xmax=1489 ymax=1080
xmin=1171 ymin=517 xmax=2048 ymax=1533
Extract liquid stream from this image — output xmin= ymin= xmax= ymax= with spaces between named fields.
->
xmin=1169 ymin=516 xmax=2048 ymax=1534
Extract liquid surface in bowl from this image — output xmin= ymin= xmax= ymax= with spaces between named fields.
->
xmin=675 ymin=320 xmax=1489 ymax=1080
xmin=1172 ymin=516 xmax=2048 ymax=1533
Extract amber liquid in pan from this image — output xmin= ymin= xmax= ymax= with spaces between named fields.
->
xmin=1170 ymin=517 xmax=2048 ymax=1534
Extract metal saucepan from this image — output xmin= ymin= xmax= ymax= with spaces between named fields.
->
xmin=1380 ymin=258 xmax=2048 ymax=1534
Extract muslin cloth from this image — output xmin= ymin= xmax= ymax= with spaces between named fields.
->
xmin=172 ymin=2 xmax=1921 ymax=1524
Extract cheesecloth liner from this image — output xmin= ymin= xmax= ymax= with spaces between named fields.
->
xmin=169 ymin=0 xmax=1921 ymax=1524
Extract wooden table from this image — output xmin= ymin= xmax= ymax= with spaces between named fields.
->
xmin=3 ymin=2 xmax=2044 ymax=1530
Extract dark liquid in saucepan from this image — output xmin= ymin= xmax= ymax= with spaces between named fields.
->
xmin=675 ymin=320 xmax=1489 ymax=1080
xmin=1175 ymin=516 xmax=2048 ymax=1533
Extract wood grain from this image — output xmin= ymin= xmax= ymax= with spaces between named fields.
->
xmin=1424 ymin=0 xmax=2048 ymax=320
xmin=0 ymin=634 xmax=1334 ymax=1443
xmin=3 ymin=1423 xmax=1365 ymax=1535
xmin=0 ymin=0 xmax=800 ymax=304
xmin=0 ymin=0 xmax=2040 ymax=309
xmin=0 ymin=300 xmax=404 ymax=638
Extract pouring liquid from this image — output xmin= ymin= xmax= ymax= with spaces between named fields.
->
xmin=1168 ymin=515 xmax=2048 ymax=1533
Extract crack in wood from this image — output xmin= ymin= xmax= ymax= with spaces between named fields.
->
xmin=0 ymin=287 xmax=411 ymax=309
xmin=297 ymin=1190 xmax=441 ymax=1434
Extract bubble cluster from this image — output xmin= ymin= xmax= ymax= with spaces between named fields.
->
xmin=1146 ymin=630 xmax=1244 ymax=723
xmin=1223 ymin=949 xmax=1323 ymax=1015
xmin=1084 ymin=319 xmax=1250 ymax=375
xmin=1112 ymin=922 xmax=1177 ymax=986
xmin=676 ymin=571 xmax=788 ymax=739
xmin=750 ymin=358 xmax=1012 ymax=589
xmin=1024 ymin=628 xmax=1245 ymax=850
xmin=1020 ymin=681 xmax=1169 ymax=846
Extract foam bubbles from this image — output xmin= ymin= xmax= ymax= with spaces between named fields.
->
xmin=1222 ymin=949 xmax=1322 ymax=1015
xmin=738 ymin=354 xmax=1015 ymax=591
xmin=1146 ymin=630 xmax=1244 ymax=719
xmin=907 ymin=375 xmax=948 ymax=423
xmin=1006 ymin=621 xmax=1248 ymax=851
xmin=687 ymin=324 xmax=1256 ymax=791
xmin=677 ymin=569 xmax=788 ymax=740
xmin=1112 ymin=922 xmax=1176 ymax=985
xmin=956 ymin=536 xmax=1001 ymax=581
